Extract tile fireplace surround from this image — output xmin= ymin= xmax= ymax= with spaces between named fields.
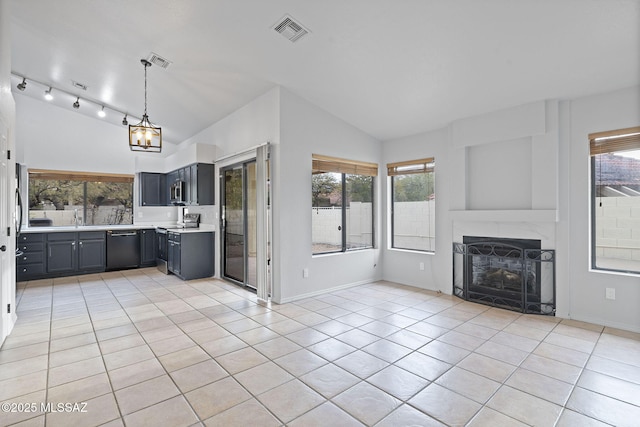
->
xmin=1 ymin=268 xmax=639 ymax=426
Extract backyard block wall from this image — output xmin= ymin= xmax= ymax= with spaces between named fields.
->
xmin=392 ymin=200 xmax=436 ymax=251
xmin=311 ymin=201 xmax=435 ymax=250
xmin=595 ymin=196 xmax=640 ymax=263
xmin=312 ymin=202 xmax=372 ymax=247
xmin=29 ymin=205 xmax=132 ymax=226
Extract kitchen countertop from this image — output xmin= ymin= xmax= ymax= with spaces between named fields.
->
xmin=20 ymin=224 xmax=215 ymax=234
xmin=159 ymin=225 xmax=215 ymax=234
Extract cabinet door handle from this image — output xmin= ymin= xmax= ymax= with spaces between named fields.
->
xmin=72 ymin=241 xmax=76 ymax=251
xmin=49 ymin=247 xmax=52 ymax=257
xmin=79 ymin=241 xmax=83 ymax=246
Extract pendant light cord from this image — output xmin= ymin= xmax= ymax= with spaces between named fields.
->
xmin=144 ymin=61 xmax=148 ymax=117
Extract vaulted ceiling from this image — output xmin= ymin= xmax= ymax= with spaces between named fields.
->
xmin=10 ymin=0 xmax=640 ymax=145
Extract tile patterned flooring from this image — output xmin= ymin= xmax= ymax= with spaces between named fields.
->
xmin=1 ymin=268 xmax=640 ymax=426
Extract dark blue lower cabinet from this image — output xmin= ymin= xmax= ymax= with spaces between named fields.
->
xmin=168 ymin=231 xmax=214 ymax=280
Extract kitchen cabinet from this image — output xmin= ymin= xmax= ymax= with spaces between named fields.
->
xmin=168 ymin=231 xmax=214 ymax=280
xmin=16 ymin=233 xmax=45 ymax=281
xmin=139 ymin=228 xmax=156 ymax=267
xmin=139 ymin=172 xmax=167 ymax=206
xmin=78 ymin=232 xmax=106 ymax=271
xmin=164 ymin=163 xmax=214 ymax=206
xmin=47 ymin=232 xmax=77 ymax=274
xmin=47 ymin=231 xmax=105 ymax=275
xmin=190 ymin=163 xmax=215 ymax=205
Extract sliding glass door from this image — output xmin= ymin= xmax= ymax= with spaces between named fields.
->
xmin=221 ymin=161 xmax=257 ymax=289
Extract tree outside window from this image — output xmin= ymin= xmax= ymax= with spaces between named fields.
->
xmin=28 ymin=170 xmax=133 ymax=227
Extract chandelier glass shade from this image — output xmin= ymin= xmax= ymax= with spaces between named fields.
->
xmin=129 ymin=59 xmax=162 ymax=153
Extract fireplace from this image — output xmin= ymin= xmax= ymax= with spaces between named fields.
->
xmin=453 ymin=236 xmax=556 ymax=315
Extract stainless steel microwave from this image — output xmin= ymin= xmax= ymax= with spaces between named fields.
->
xmin=170 ymin=180 xmax=184 ymax=203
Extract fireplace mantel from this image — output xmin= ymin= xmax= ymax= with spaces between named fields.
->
xmin=450 ymin=209 xmax=558 ymax=223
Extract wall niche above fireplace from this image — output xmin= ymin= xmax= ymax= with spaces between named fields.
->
xmin=453 ymin=236 xmax=556 ymax=315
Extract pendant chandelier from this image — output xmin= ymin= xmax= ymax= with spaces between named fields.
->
xmin=129 ymin=59 xmax=162 ymax=152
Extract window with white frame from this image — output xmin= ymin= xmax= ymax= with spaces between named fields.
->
xmin=312 ymin=154 xmax=376 ymax=254
xmin=388 ymin=158 xmax=435 ymax=252
xmin=590 ymin=126 xmax=640 ymax=274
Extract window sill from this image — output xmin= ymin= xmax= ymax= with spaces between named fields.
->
xmin=589 ymin=267 xmax=640 ymax=278
xmin=312 ymin=247 xmax=375 ymax=258
xmin=387 ymin=247 xmax=435 ymax=256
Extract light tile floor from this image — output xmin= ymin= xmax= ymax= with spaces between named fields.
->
xmin=2 ymin=268 xmax=640 ymax=426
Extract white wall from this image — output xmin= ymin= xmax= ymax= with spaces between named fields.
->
xmin=0 ymin=0 xmax=17 ymax=345
xmin=13 ymin=94 xmax=181 ymax=172
xmin=382 ymin=127 xmax=451 ymax=291
xmin=382 ymin=88 xmax=640 ymax=333
xmin=183 ymin=88 xmax=280 ymax=158
xmin=567 ymin=86 xmax=640 ymax=332
xmin=178 ymin=87 xmax=383 ymax=303
xmin=383 ymin=101 xmax=560 ymax=300
xmin=184 ymin=87 xmax=280 ymax=284
xmin=277 ymin=88 xmax=382 ymax=303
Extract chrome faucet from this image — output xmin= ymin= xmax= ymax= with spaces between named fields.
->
xmin=74 ymin=209 xmax=79 ymax=228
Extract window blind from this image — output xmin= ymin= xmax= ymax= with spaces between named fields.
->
xmin=387 ymin=157 xmax=435 ymax=176
xmin=312 ymin=154 xmax=378 ymax=176
xmin=29 ymin=169 xmax=134 ymax=183
xmin=589 ymin=126 xmax=640 ymax=156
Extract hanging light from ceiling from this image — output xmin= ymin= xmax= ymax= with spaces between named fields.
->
xmin=129 ymin=59 xmax=162 ymax=153
xmin=44 ymin=87 xmax=53 ymax=101
xmin=73 ymin=97 xmax=80 ymax=109
xmin=17 ymin=78 xmax=27 ymax=91
xmin=98 ymin=106 xmax=106 ymax=118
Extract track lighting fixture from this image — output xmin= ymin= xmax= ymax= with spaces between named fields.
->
xmin=11 ymin=73 xmax=142 ymax=133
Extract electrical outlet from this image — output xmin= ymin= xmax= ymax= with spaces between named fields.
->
xmin=605 ymin=288 xmax=616 ymax=300
xmin=303 ymin=268 xmax=309 ymax=278
xmin=419 ymin=262 xmax=425 ymax=271
xmin=138 ymin=211 xmax=143 ymax=218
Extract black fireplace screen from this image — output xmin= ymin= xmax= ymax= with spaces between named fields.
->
xmin=453 ymin=238 xmax=556 ymax=315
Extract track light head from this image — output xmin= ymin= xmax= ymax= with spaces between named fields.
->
xmin=122 ymin=114 xmax=128 ymax=126
xmin=98 ymin=106 xmax=106 ymax=118
xmin=44 ymin=87 xmax=53 ymax=101
xmin=17 ymin=78 xmax=27 ymax=91
xmin=73 ymin=97 xmax=80 ymax=109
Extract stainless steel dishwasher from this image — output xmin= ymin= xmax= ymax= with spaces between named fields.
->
xmin=106 ymin=230 xmax=140 ymax=270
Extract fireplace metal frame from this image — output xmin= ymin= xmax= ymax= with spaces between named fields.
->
xmin=453 ymin=242 xmax=556 ymax=315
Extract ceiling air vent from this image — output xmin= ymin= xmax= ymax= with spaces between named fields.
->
xmin=273 ymin=15 xmax=309 ymax=43
xmin=146 ymin=52 xmax=172 ymax=69
xmin=71 ymin=81 xmax=88 ymax=90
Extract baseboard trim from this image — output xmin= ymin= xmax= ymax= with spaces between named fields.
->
xmin=277 ymin=278 xmax=377 ymax=304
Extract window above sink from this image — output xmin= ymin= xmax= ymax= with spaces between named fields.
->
xmin=28 ymin=169 xmax=134 ymax=227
